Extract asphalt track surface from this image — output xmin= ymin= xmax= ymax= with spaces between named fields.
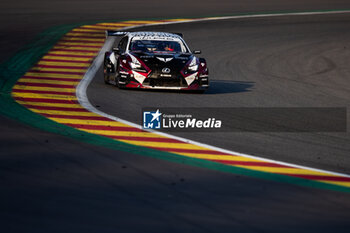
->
xmin=1 ymin=1 xmax=350 ymax=232
xmin=90 ymin=13 xmax=350 ymax=175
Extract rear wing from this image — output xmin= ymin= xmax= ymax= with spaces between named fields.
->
xmin=105 ymin=30 xmax=129 ymax=38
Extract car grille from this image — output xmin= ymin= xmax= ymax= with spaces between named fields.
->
xmin=143 ymin=77 xmax=187 ymax=87
xmin=148 ymin=70 xmax=174 ymax=79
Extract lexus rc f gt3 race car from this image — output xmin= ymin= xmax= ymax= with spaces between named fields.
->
xmin=103 ymin=31 xmax=209 ymax=91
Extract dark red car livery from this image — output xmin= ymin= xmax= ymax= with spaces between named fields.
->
xmin=103 ymin=31 xmax=209 ymax=92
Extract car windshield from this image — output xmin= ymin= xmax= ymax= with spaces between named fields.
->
xmin=129 ymin=39 xmax=187 ymax=53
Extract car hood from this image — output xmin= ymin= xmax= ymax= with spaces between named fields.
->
xmin=130 ymin=51 xmax=193 ymax=71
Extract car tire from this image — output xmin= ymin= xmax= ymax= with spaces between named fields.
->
xmin=104 ymin=72 xmax=110 ymax=84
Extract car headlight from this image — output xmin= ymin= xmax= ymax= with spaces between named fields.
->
xmin=188 ymin=64 xmax=198 ymax=71
xmin=130 ymin=60 xmax=142 ymax=69
xmin=128 ymin=54 xmax=143 ymax=70
xmin=188 ymin=57 xmax=198 ymax=71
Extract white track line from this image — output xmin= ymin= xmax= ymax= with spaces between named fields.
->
xmin=77 ymin=10 xmax=350 ymax=178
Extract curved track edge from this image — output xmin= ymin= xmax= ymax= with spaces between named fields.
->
xmin=1 ymin=10 xmax=350 ymax=192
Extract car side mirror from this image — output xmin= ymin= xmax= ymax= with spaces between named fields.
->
xmin=192 ymin=50 xmax=201 ymax=54
xmin=113 ymin=47 xmax=121 ymax=55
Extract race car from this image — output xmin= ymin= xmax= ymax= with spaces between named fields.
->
xmin=103 ymin=31 xmax=209 ymax=91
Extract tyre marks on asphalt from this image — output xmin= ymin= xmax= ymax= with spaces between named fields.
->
xmin=10 ymin=18 xmax=350 ymax=190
